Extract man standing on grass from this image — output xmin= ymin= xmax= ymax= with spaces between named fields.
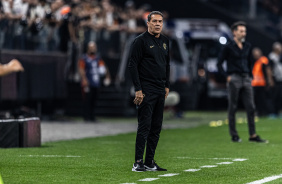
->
xmin=128 ymin=11 xmax=170 ymax=172
xmin=217 ymin=21 xmax=268 ymax=143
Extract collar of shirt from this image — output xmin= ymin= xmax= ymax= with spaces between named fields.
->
xmin=146 ymin=31 xmax=161 ymax=39
xmin=231 ymin=39 xmax=247 ymax=49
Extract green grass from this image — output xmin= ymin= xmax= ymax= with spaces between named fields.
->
xmin=1 ymin=111 xmax=282 ymax=184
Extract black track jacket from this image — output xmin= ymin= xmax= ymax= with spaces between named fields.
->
xmin=128 ymin=31 xmax=170 ymax=95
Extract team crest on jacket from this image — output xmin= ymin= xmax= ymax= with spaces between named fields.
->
xmin=163 ymin=43 xmax=167 ymax=50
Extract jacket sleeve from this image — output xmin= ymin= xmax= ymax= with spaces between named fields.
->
xmin=128 ymin=37 xmax=143 ymax=91
xmin=165 ymin=41 xmax=170 ymax=89
xmin=217 ymin=46 xmax=228 ymax=77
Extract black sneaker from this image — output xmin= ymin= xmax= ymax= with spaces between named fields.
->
xmin=144 ymin=160 xmax=167 ymax=171
xmin=232 ymin=136 xmax=242 ymax=142
xmin=132 ymin=159 xmax=146 ymax=172
xmin=249 ymin=135 xmax=268 ymax=143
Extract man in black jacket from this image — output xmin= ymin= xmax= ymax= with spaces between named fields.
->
xmin=217 ymin=21 xmax=267 ymax=143
xmin=128 ymin=11 xmax=170 ymax=172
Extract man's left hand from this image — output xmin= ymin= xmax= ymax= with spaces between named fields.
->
xmin=165 ymin=87 xmax=169 ymax=99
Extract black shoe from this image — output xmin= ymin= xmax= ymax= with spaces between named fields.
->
xmin=249 ymin=135 xmax=268 ymax=143
xmin=144 ymin=160 xmax=167 ymax=171
xmin=132 ymin=159 xmax=146 ymax=172
xmin=232 ymin=136 xmax=242 ymax=142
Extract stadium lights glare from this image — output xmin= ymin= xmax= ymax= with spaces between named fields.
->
xmin=219 ymin=36 xmax=227 ymax=45
xmin=176 ymin=31 xmax=183 ymax=39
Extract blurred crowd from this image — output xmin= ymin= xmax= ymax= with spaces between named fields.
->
xmin=260 ymin=0 xmax=282 ymax=39
xmin=0 ymin=0 xmax=151 ymax=54
xmin=252 ymin=42 xmax=282 ymax=118
xmin=207 ymin=0 xmax=282 ymax=41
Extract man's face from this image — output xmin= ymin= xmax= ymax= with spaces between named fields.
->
xmin=88 ymin=42 xmax=97 ymax=55
xmin=147 ymin=14 xmax=163 ymax=35
xmin=233 ymin=25 xmax=246 ymax=42
xmin=252 ymin=49 xmax=261 ymax=60
xmin=275 ymin=44 xmax=282 ymax=54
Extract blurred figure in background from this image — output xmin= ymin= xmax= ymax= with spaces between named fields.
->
xmin=78 ymin=41 xmax=111 ymax=122
xmin=217 ymin=21 xmax=267 ymax=143
xmin=268 ymin=42 xmax=282 ymax=118
xmin=251 ymin=47 xmax=274 ymax=117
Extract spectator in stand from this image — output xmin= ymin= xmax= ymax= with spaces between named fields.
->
xmin=268 ymin=42 xmax=282 ymax=118
xmin=66 ymin=2 xmax=81 ymax=79
xmin=2 ymin=0 xmax=27 ymax=49
xmin=78 ymin=41 xmax=111 ymax=122
xmin=251 ymin=47 xmax=274 ymax=117
xmin=0 ymin=0 xmax=156 ymax=57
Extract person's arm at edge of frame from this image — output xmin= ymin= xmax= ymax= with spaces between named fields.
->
xmin=217 ymin=45 xmax=229 ymax=81
xmin=165 ymin=41 xmax=170 ymax=99
xmin=128 ymin=37 xmax=144 ymax=105
xmin=0 ymin=59 xmax=24 ymax=77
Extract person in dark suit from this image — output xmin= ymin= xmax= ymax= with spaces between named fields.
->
xmin=217 ymin=21 xmax=267 ymax=143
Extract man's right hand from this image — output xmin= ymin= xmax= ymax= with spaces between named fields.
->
xmin=81 ymin=78 xmax=89 ymax=87
xmin=8 ymin=59 xmax=24 ymax=72
xmin=133 ymin=90 xmax=144 ymax=105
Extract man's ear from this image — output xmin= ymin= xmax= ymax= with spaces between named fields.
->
xmin=232 ymin=31 xmax=235 ymax=37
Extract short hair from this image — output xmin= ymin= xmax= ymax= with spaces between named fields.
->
xmin=231 ymin=21 xmax=246 ymax=32
xmin=88 ymin=41 xmax=96 ymax=47
xmin=147 ymin=11 xmax=163 ymax=22
xmin=273 ymin=42 xmax=282 ymax=50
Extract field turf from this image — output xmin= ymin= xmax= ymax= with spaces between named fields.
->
xmin=1 ymin=111 xmax=282 ymax=184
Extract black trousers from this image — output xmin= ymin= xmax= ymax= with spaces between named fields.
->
xmin=82 ymin=87 xmax=98 ymax=121
xmin=135 ymin=92 xmax=165 ymax=163
xmin=227 ymin=74 xmax=256 ymax=137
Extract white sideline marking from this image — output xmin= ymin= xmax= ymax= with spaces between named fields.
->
xmin=138 ymin=178 xmax=159 ymax=181
xmin=120 ymin=183 xmax=137 ymax=184
xmin=200 ymin=165 xmax=218 ymax=168
xmin=233 ymin=158 xmax=248 ymax=161
xmin=158 ymin=173 xmax=179 ymax=177
xmin=20 ymin=155 xmax=82 ymax=158
xmin=217 ymin=162 xmax=233 ymax=165
xmin=246 ymin=174 xmax=282 ymax=184
xmin=184 ymin=169 xmax=201 ymax=172
xmin=176 ymin=157 xmax=247 ymax=160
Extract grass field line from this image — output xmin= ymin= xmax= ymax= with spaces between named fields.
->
xmin=184 ymin=169 xmax=201 ymax=172
xmin=216 ymin=162 xmax=233 ymax=165
xmin=138 ymin=178 xmax=159 ymax=181
xmin=246 ymin=174 xmax=282 ymax=184
xmin=123 ymin=158 xmax=248 ymax=184
xmin=159 ymin=173 xmax=180 ymax=177
xmin=175 ymin=157 xmax=248 ymax=161
xmin=19 ymin=155 xmax=82 ymax=158
xmin=200 ymin=165 xmax=218 ymax=168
